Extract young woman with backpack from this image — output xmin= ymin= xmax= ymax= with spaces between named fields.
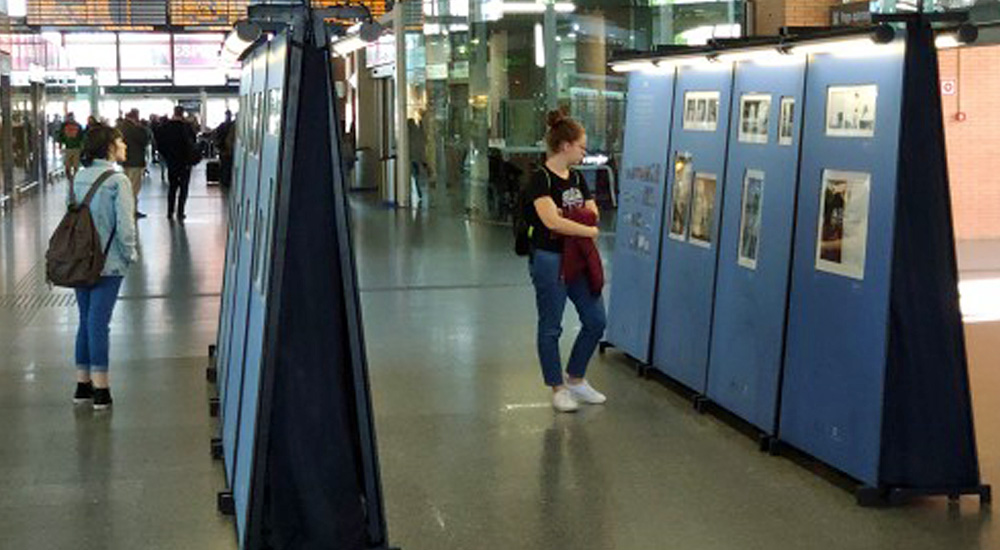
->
xmin=69 ymin=124 xmax=138 ymax=410
xmin=525 ymin=109 xmax=607 ymax=412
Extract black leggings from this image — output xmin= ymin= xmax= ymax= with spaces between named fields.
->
xmin=167 ymin=164 xmax=192 ymax=216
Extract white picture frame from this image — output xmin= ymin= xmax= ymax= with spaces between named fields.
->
xmin=825 ymin=85 xmax=877 ymax=138
xmin=683 ymin=91 xmax=720 ymax=132
xmin=778 ymin=97 xmax=795 ymax=146
xmin=738 ymin=94 xmax=771 ymax=144
xmin=815 ymin=169 xmax=871 ymax=280
xmin=738 ymin=170 xmax=765 ymax=269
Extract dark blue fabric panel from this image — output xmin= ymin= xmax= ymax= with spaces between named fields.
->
xmin=706 ymin=59 xmax=806 ymax=432
xmin=606 ymin=71 xmax=675 ymax=363
xmin=879 ymin=22 xmax=981 ymax=488
xmin=233 ymin=35 xmax=287 ymax=547
xmin=779 ymin=48 xmax=905 ymax=486
xmin=257 ymin=40 xmax=369 ymax=550
xmin=222 ymin=48 xmax=270 ymax=488
xmin=651 ymin=65 xmax=733 ymax=392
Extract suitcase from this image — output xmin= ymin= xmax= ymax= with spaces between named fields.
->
xmin=206 ymin=160 xmax=221 ymax=185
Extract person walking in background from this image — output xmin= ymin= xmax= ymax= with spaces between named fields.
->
xmin=213 ymin=110 xmax=236 ymax=187
xmin=69 ymin=125 xmax=138 ymax=411
xmin=525 ymin=109 xmax=607 ymax=413
xmin=156 ymin=105 xmax=198 ymax=220
xmin=58 ymin=113 xmax=85 ymax=182
xmin=118 ymin=109 xmax=151 ymax=219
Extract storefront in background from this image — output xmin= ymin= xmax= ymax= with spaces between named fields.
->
xmin=348 ymin=0 xmax=746 ymax=220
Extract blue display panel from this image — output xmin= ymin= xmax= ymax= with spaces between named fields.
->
xmin=605 ymin=71 xmax=675 ymax=363
xmin=222 ymin=47 xmax=270 ymax=486
xmin=705 ymin=58 xmax=806 ymax=432
xmin=232 ymin=35 xmax=288 ymax=545
xmin=216 ymin=64 xmax=254 ymax=415
xmin=651 ymin=64 xmax=734 ymax=391
xmin=779 ymin=46 xmax=905 ymax=486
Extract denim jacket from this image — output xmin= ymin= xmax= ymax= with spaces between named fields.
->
xmin=67 ymin=160 xmax=138 ymax=277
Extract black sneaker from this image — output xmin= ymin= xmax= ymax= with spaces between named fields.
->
xmin=93 ymin=388 xmax=113 ymax=411
xmin=73 ymin=382 xmax=94 ymax=404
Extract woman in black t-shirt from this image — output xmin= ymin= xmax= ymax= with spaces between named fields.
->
xmin=527 ymin=109 xmax=607 ymax=413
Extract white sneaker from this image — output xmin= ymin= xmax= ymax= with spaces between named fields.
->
xmin=552 ymin=388 xmax=580 ymax=412
xmin=567 ymin=380 xmax=607 ymax=404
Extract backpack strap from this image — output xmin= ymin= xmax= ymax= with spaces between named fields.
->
xmin=74 ymin=170 xmax=116 ymax=207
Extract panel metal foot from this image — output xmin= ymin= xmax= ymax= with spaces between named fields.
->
xmin=211 ymin=437 xmax=223 ymax=460
xmin=206 ymin=366 xmax=217 ymax=384
xmin=855 ymin=486 xmax=889 ymax=507
xmin=757 ymin=433 xmax=776 ymax=453
xmin=209 ymin=397 xmax=220 ymax=418
xmin=217 ymin=491 xmax=235 ymax=515
xmin=209 ymin=344 xmax=217 ymax=358
xmin=637 ymin=363 xmax=651 ymax=379
xmin=693 ymin=395 xmax=711 ymax=413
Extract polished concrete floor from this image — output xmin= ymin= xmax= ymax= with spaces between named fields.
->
xmin=0 ymin=167 xmax=998 ymax=550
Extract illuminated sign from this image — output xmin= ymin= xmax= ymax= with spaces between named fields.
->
xmin=312 ymin=0 xmax=388 ymax=18
xmin=28 ymin=0 xmax=169 ymax=27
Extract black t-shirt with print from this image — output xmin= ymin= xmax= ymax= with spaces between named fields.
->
xmin=526 ymin=165 xmax=592 ymax=253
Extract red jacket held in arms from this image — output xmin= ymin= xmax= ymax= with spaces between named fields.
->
xmin=560 ymin=207 xmax=604 ymax=295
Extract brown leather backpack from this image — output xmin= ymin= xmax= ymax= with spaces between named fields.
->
xmin=45 ymin=170 xmax=117 ymax=288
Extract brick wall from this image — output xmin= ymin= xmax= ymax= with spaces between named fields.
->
xmin=754 ymin=0 xmax=839 ymax=35
xmin=939 ymin=46 xmax=1000 ymax=240
xmin=783 ymin=0 xmax=840 ymax=28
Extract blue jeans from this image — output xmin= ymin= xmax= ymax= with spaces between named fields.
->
xmin=529 ymin=249 xmax=607 ymax=387
xmin=75 ymin=276 xmax=124 ymax=373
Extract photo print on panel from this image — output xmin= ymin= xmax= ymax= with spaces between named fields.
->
xmin=826 ymin=85 xmax=877 ymax=138
xmin=778 ymin=97 xmax=795 ymax=146
xmin=815 ymin=169 xmax=871 ymax=280
xmin=669 ymin=152 xmax=694 ymax=241
xmin=738 ymin=170 xmax=765 ymax=269
xmin=689 ymin=173 xmax=717 ymax=248
xmin=738 ymin=94 xmax=771 ymax=144
xmin=683 ymin=91 xmax=721 ymax=132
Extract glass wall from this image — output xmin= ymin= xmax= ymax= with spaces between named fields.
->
xmin=387 ymin=0 xmax=746 ymax=220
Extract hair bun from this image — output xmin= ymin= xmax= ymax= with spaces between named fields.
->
xmin=546 ymin=109 xmax=567 ymax=129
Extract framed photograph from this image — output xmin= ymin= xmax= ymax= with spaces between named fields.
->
xmin=826 ymin=85 xmax=877 ymax=138
xmin=683 ymin=91 xmax=720 ymax=131
xmin=778 ymin=97 xmax=795 ymax=146
xmin=668 ymin=152 xmax=694 ymax=240
xmin=689 ymin=173 xmax=717 ymax=248
xmin=815 ymin=170 xmax=871 ymax=280
xmin=738 ymin=170 xmax=765 ymax=269
xmin=738 ymin=94 xmax=771 ymax=144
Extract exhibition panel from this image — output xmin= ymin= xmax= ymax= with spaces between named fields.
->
xmin=651 ymin=64 xmax=734 ymax=392
xmin=215 ymin=62 xmax=255 ymax=413
xmin=780 ymin=20 xmax=984 ymax=497
xmin=210 ymin=8 xmax=391 ymax=547
xmin=778 ymin=40 xmax=905 ymax=486
xmin=221 ymin=46 xmax=270 ymax=486
xmin=610 ymin=18 xmax=987 ymax=503
xmin=232 ymin=34 xmax=289 ymax=544
xmin=605 ymin=71 xmax=675 ymax=363
xmin=705 ymin=57 xmax=807 ymax=432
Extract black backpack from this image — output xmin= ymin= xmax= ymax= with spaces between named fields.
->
xmin=45 ymin=170 xmax=117 ymax=288
xmin=513 ymin=169 xmax=553 ymax=256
